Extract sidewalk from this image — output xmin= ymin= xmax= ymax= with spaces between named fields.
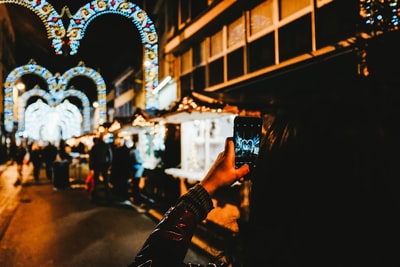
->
xmin=0 ymin=161 xmax=23 ymax=239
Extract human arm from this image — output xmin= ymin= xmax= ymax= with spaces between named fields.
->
xmin=128 ymin=137 xmax=250 ymax=267
xmin=200 ymin=137 xmax=250 ymax=195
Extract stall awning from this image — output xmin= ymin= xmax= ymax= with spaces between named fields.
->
xmin=109 ymin=109 xmax=155 ymax=136
xmin=150 ymin=91 xmax=239 ymax=123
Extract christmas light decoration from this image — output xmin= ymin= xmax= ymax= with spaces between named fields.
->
xmin=0 ymin=0 xmax=160 ymax=110
xmin=3 ymin=60 xmax=103 ymax=134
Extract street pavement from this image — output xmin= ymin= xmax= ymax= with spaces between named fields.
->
xmin=0 ymin=161 xmax=22 ymax=240
xmin=0 ymin=162 xmax=211 ymax=266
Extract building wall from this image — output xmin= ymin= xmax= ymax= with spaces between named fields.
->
xmin=0 ymin=5 xmax=16 ymax=118
xmin=0 ymin=5 xmax=17 ymax=162
xmin=156 ymin=0 xmax=362 ymax=108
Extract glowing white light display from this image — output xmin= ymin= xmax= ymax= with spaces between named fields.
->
xmin=0 ymin=0 xmax=160 ymax=111
xmin=24 ymin=99 xmax=82 ymax=141
xmin=3 ymin=60 xmax=102 ymax=136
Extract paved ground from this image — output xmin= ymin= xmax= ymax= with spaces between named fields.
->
xmin=0 ymin=163 xmax=211 ymax=266
xmin=0 ymin=161 xmax=23 ymax=239
xmin=0 ymin=160 xmax=91 ymax=239
xmin=0 ymin=160 xmax=238 ymax=265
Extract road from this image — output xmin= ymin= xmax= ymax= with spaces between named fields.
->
xmin=0 ymin=164 xmax=210 ymax=267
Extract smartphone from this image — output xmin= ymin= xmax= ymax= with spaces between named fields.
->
xmin=233 ymin=116 xmax=262 ymax=170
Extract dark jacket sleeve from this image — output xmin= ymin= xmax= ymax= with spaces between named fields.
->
xmin=128 ymin=183 xmax=214 ymax=267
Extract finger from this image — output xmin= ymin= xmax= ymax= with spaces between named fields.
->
xmin=225 ymin=138 xmax=235 ymax=158
xmin=224 ymin=137 xmax=233 ymax=154
xmin=236 ymin=164 xmax=250 ymax=178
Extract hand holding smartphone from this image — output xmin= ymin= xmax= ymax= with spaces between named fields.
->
xmin=233 ymin=116 xmax=262 ymax=173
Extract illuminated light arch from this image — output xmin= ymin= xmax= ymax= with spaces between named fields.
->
xmin=25 ymin=100 xmax=54 ymax=141
xmin=18 ymin=88 xmax=53 ymax=132
xmin=25 ymin=99 xmax=82 ymax=141
xmin=3 ymin=61 xmax=57 ymax=132
xmin=54 ymin=100 xmax=83 ymax=140
xmin=66 ymin=0 xmax=159 ymax=107
xmin=1 ymin=0 xmax=160 ymax=113
xmin=58 ymin=63 xmax=106 ymax=128
xmin=3 ymin=60 xmax=102 ymax=133
xmin=17 ymin=87 xmax=91 ymax=134
xmin=0 ymin=0 xmax=65 ymax=54
xmin=62 ymin=89 xmax=91 ymax=132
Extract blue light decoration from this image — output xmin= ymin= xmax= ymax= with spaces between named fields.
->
xmin=360 ymin=0 xmax=400 ymax=36
xmin=3 ymin=60 xmax=103 ymax=134
xmin=58 ymin=63 xmax=106 ymax=126
xmin=0 ymin=0 xmax=65 ymax=55
xmin=0 ymin=0 xmax=160 ymax=112
xmin=357 ymin=0 xmax=400 ymax=77
xmin=66 ymin=0 xmax=159 ymax=108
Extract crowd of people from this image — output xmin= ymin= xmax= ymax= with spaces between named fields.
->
xmin=9 ymin=138 xmax=76 ymax=186
xmin=88 ymin=132 xmax=145 ymax=205
xmin=8 ymin=134 xmax=146 ymax=206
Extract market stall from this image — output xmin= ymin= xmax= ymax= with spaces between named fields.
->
xmin=114 ymin=114 xmax=165 ymax=171
xmin=149 ymin=92 xmax=248 ymax=234
xmin=151 ymin=92 xmax=238 ymax=182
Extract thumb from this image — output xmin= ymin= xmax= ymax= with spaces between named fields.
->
xmin=236 ymin=164 xmax=250 ymax=181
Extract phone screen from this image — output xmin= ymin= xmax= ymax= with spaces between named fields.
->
xmin=233 ymin=116 xmax=262 ymax=169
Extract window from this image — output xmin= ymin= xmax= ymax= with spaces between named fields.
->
xmin=227 ymin=48 xmax=244 ymax=80
xmin=316 ymin=0 xmax=357 ymax=48
xmin=193 ymin=66 xmax=206 ymax=91
xmin=210 ymin=29 xmax=224 ymax=58
xmin=248 ymin=33 xmax=275 ymax=72
xmin=115 ymin=101 xmax=133 ymax=117
xmin=193 ymin=40 xmax=205 ymax=67
xmin=228 ymin=17 xmax=245 ymax=49
xmin=249 ymin=0 xmax=274 ymax=37
xmin=179 ymin=0 xmax=208 ymax=27
xmin=279 ymin=0 xmax=310 ymax=20
xmin=179 ymin=0 xmax=190 ymax=26
xmin=191 ymin=0 xmax=208 ymax=19
xmin=180 ymin=73 xmax=192 ymax=93
xmin=208 ymin=58 xmax=224 ymax=86
xmin=181 ymin=49 xmax=193 ymax=74
xmin=278 ymin=15 xmax=312 ymax=61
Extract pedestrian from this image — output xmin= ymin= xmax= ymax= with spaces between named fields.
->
xmin=110 ymin=137 xmax=131 ymax=201
xmin=42 ymin=142 xmax=58 ymax=180
xmin=13 ymin=142 xmax=27 ymax=186
xmin=128 ymin=137 xmax=248 ymax=266
xmin=129 ymin=135 xmax=144 ymax=205
xmin=89 ymin=133 xmax=113 ymax=203
xmin=58 ymin=139 xmax=72 ymax=163
xmin=29 ymin=142 xmax=43 ymax=182
xmin=128 ymin=104 xmax=400 ymax=266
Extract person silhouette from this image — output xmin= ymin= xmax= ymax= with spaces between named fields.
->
xmin=89 ymin=134 xmax=113 ymax=203
xmin=42 ymin=142 xmax=58 ymax=180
